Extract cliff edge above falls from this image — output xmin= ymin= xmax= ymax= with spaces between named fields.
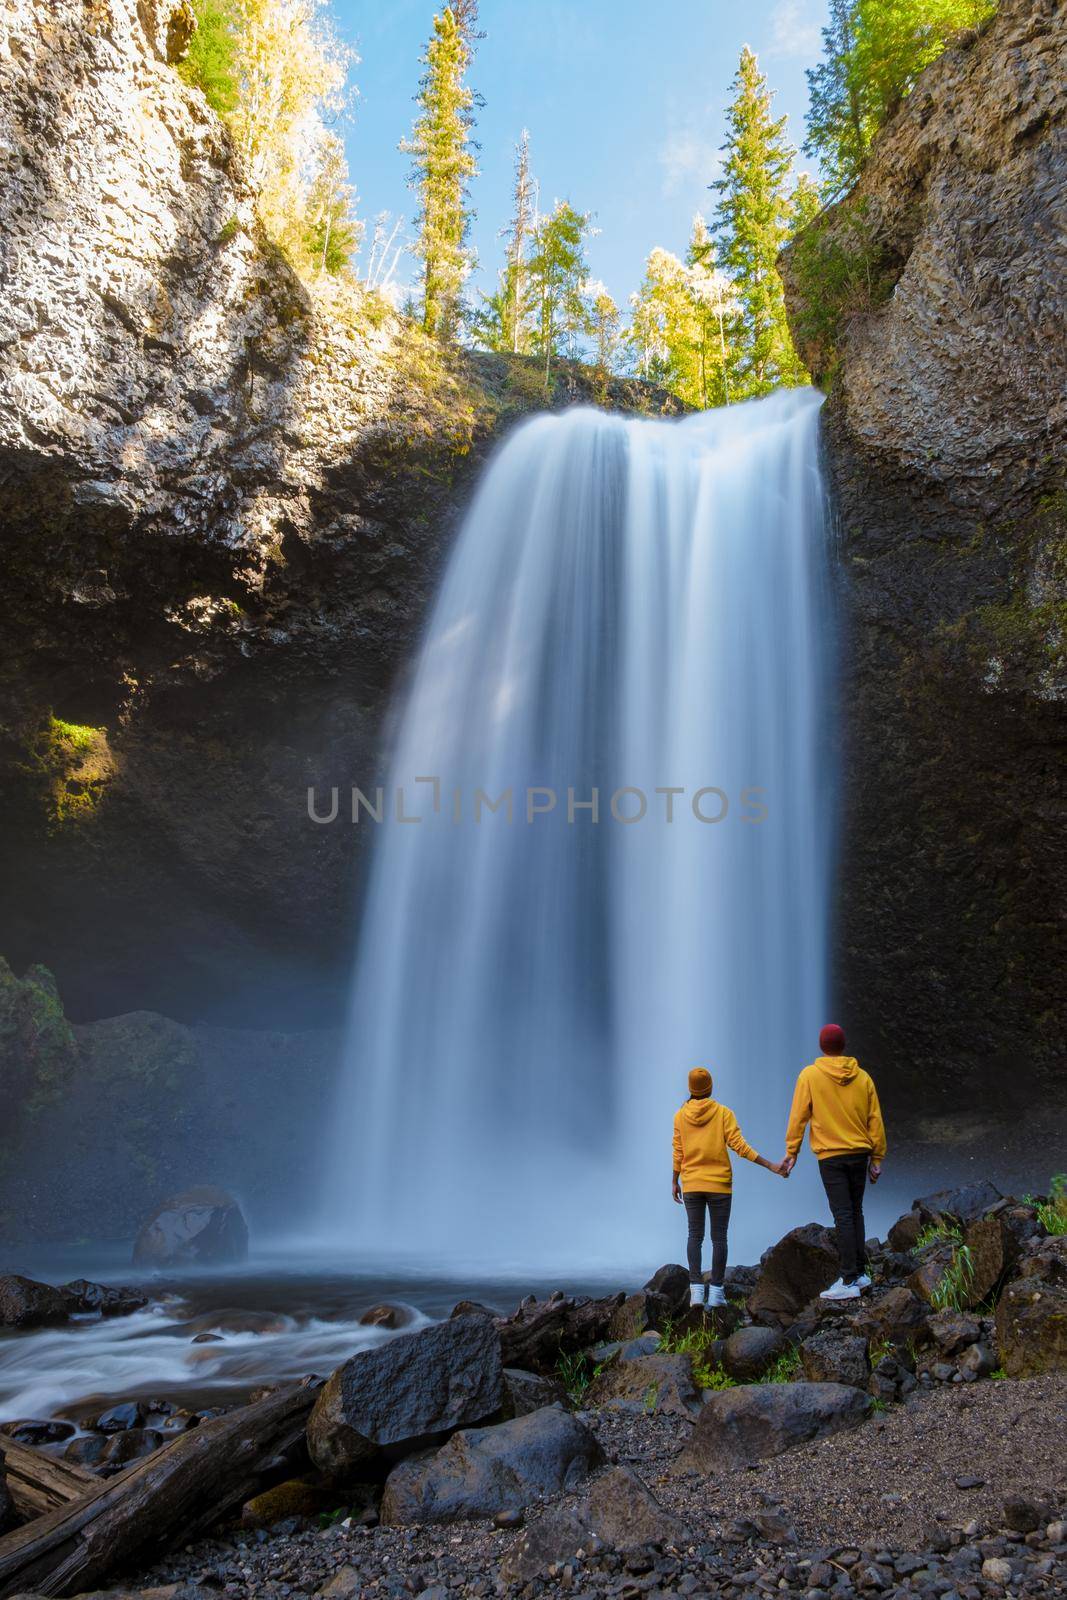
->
xmin=782 ymin=0 xmax=1066 ymax=1113
xmin=0 ymin=0 xmax=681 ymax=1025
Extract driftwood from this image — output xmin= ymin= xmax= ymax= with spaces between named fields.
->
xmin=0 ymin=1439 xmax=96 ymax=1518
xmin=496 ymin=1290 xmax=627 ymax=1374
xmin=0 ymin=1379 xmax=319 ymax=1599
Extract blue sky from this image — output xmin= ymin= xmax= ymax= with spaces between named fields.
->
xmin=334 ymin=0 xmax=829 ymax=311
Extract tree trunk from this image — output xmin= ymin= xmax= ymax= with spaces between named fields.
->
xmin=0 ymin=1440 xmax=96 ymax=1519
xmin=0 ymin=1380 xmax=319 ymax=1599
xmin=496 ymin=1290 xmax=626 ymax=1374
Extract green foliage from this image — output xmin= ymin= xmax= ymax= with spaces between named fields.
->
xmin=0 ymin=957 xmax=77 ymax=1119
xmin=628 ymin=217 xmax=739 ymax=408
xmin=787 ymin=197 xmax=896 ymax=383
xmin=805 ymin=0 xmax=998 ymax=193
xmin=763 ymin=1345 xmax=802 ymax=1384
xmin=554 ymin=1349 xmax=607 ymax=1403
xmin=989 ymin=1366 xmax=1008 ymax=1380
xmin=1026 ymin=1175 xmax=1067 ymax=1236
xmin=712 ymin=47 xmax=808 ymax=398
xmin=930 ymin=1243 xmax=976 ymax=1312
xmin=179 ymin=0 xmax=241 ymax=115
xmin=403 ymin=6 xmax=478 ymax=340
xmin=217 ymin=214 xmax=241 ymax=245
xmin=915 ymin=1219 xmax=963 ymax=1251
xmin=528 ymin=200 xmax=594 ymax=387
xmin=657 ymin=1317 xmax=737 ymax=1391
xmin=643 ymin=1382 xmax=659 ymax=1412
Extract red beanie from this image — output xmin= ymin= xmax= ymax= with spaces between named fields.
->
xmin=819 ymin=1023 xmax=846 ymax=1054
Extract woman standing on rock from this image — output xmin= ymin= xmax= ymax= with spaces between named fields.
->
xmin=781 ymin=1023 xmax=887 ymax=1301
xmin=673 ymin=1067 xmax=786 ymax=1308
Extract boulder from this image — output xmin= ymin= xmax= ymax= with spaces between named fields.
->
xmin=724 ymin=1264 xmax=759 ymax=1297
xmin=668 ymin=1301 xmax=742 ymax=1339
xmin=747 ymin=1224 xmax=839 ymax=1324
xmin=241 ymin=1477 xmax=345 ymax=1527
xmin=887 ymin=1210 xmax=924 ymax=1253
xmin=132 ymin=1187 xmax=248 ymax=1268
xmin=59 ymin=1280 xmax=148 ymax=1318
xmin=0 ymin=1419 xmax=75 ymax=1445
xmin=958 ymin=1342 xmax=996 ymax=1379
xmin=963 ymin=1214 xmax=1021 ymax=1304
xmin=503 ymin=1369 xmax=568 ymax=1418
xmin=643 ymin=1264 xmax=691 ymax=1315
xmin=588 ymin=1332 xmax=662 ymax=1365
xmin=908 ymin=1248 xmax=957 ymax=1306
xmin=926 ymin=1310 xmax=981 ymax=1356
xmin=852 ymin=1287 xmax=929 ymax=1346
xmin=88 ymin=1400 xmax=144 ymax=1433
xmin=586 ymin=1352 xmax=702 ymax=1418
xmin=799 ymin=1328 xmax=870 ymax=1389
xmin=380 ymin=1405 xmax=602 ymax=1525
xmin=995 ymin=1275 xmax=1067 ymax=1377
xmin=358 ymin=1303 xmax=414 ymax=1330
xmin=605 ymin=1266 xmax=689 ymax=1341
xmin=721 ymin=1325 xmax=787 ymax=1382
xmin=500 ymin=1465 xmax=691 ymax=1582
xmin=676 ymin=1381 xmax=871 ymax=1472
xmin=0 ymin=1275 xmax=68 ymax=1329
xmin=307 ymin=1314 xmax=504 ymax=1477
xmin=913 ymin=1182 xmax=1002 ymax=1227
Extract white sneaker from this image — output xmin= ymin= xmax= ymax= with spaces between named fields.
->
xmin=820 ymin=1277 xmax=861 ymax=1301
xmin=689 ymin=1283 xmax=705 ymax=1308
xmin=706 ymin=1285 xmax=727 ymax=1308
xmin=854 ymin=1273 xmax=872 ymax=1291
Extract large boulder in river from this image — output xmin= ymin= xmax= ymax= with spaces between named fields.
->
xmin=132 ymin=1187 xmax=248 ymax=1268
xmin=380 ymin=1405 xmax=602 ymax=1525
xmin=307 ymin=1315 xmax=503 ymax=1477
xmin=0 ymin=1274 xmax=67 ymax=1329
xmin=676 ymin=1381 xmax=871 ymax=1473
xmin=748 ymin=1224 xmax=839 ymax=1324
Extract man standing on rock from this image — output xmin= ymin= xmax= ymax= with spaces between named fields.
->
xmin=673 ymin=1067 xmax=786 ymax=1309
xmin=781 ymin=1024 xmax=886 ymax=1301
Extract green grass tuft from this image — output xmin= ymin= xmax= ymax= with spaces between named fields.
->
xmin=763 ymin=1345 xmax=802 ymax=1384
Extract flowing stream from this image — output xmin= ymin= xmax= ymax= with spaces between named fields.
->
xmin=325 ymin=388 xmax=835 ymax=1272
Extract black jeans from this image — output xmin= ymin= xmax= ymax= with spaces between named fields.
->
xmin=683 ymin=1192 xmax=732 ymax=1286
xmin=819 ymin=1151 xmax=870 ymax=1282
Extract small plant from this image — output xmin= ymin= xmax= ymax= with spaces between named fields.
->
xmin=699 ymin=1362 xmax=738 ymax=1391
xmin=930 ymin=1243 xmax=976 ymax=1313
xmin=870 ymin=1396 xmax=888 ymax=1414
xmin=1026 ymin=1174 xmax=1067 ymax=1237
xmin=914 ymin=1219 xmax=964 ymax=1252
xmin=643 ymin=1382 xmax=659 ymax=1413
xmin=763 ymin=1345 xmax=801 ymax=1384
xmin=554 ymin=1349 xmax=607 ymax=1404
xmin=658 ymin=1317 xmax=737 ymax=1390
xmin=868 ymin=1336 xmax=893 ymax=1367
xmin=317 ymin=1506 xmax=350 ymax=1529
xmin=217 ymin=215 xmax=241 ymax=246
xmin=989 ymin=1367 xmax=1008 ymax=1381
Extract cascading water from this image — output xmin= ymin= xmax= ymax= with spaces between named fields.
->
xmin=324 ymin=387 xmax=834 ymax=1274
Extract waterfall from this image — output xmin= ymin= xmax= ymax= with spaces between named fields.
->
xmin=324 ymin=388 xmax=833 ymax=1274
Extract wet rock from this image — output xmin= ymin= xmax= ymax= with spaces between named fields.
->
xmin=643 ymin=1263 xmax=690 ymax=1314
xmin=588 ymin=1332 xmax=662 ymax=1365
xmin=503 ymin=1369 xmax=568 ymax=1418
xmin=358 ymin=1303 xmax=413 ymax=1330
xmin=59 ymin=1279 xmax=148 ymax=1318
xmin=913 ymin=1183 xmax=1003 ymax=1228
xmin=721 ymin=1325 xmax=788 ymax=1382
xmin=675 ymin=1381 xmax=871 ymax=1472
xmin=0 ymin=1418 xmax=75 ymax=1445
xmin=995 ymin=1274 xmax=1067 ymax=1376
xmin=501 ymin=1463 xmax=690 ymax=1581
xmin=64 ymin=1434 xmax=110 ymax=1467
xmin=853 ymin=1287 xmax=930 ymax=1346
xmin=448 ymin=1300 xmax=499 ymax=1320
xmin=0 ymin=1274 xmax=68 ymax=1329
xmin=586 ymin=1352 xmax=703 ymax=1417
xmin=926 ymin=1310 xmax=981 ymax=1356
xmin=90 ymin=1400 xmax=145 ymax=1433
xmin=887 ymin=1210 xmax=924 ymax=1253
xmin=380 ymin=1405 xmax=602 ymax=1525
xmin=799 ymin=1327 xmax=871 ymax=1389
xmin=307 ymin=1313 xmax=504 ymax=1477
xmin=748 ymin=1224 xmax=839 ymax=1324
xmin=101 ymin=1426 xmax=163 ymax=1466
xmin=132 ymin=1187 xmax=248 ymax=1268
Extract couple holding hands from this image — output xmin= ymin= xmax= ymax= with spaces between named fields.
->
xmin=672 ymin=1023 xmax=887 ymax=1306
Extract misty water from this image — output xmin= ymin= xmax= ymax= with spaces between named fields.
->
xmin=2 ymin=388 xmax=850 ymax=1422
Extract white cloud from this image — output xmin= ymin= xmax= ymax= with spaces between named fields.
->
xmin=767 ymin=0 xmax=822 ymax=59
xmin=658 ymin=125 xmax=721 ymax=198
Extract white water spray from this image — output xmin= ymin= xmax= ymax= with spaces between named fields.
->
xmin=325 ymin=388 xmax=834 ymax=1273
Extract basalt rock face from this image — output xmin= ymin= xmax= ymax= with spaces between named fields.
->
xmin=781 ymin=0 xmax=1067 ymax=1118
xmin=0 ymin=0 xmax=682 ymax=1028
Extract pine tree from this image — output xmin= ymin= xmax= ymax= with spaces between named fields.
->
xmin=712 ymin=48 xmax=807 ymax=398
xmin=804 ymin=0 xmax=868 ymax=194
xmin=402 ymin=7 xmax=478 ymax=341
xmin=528 ymin=201 xmax=592 ymax=386
xmin=501 ymin=130 xmax=535 ymax=352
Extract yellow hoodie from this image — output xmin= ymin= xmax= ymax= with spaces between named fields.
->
xmin=785 ymin=1055 xmax=887 ymax=1162
xmin=672 ymin=1098 xmax=759 ymax=1193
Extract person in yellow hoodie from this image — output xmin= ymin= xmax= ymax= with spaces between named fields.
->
xmin=673 ymin=1066 xmax=785 ymax=1308
xmin=781 ymin=1023 xmax=887 ymax=1301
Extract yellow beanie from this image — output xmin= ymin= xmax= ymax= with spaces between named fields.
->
xmin=688 ymin=1067 xmax=713 ymax=1097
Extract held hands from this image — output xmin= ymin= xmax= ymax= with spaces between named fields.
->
xmin=780 ymin=1154 xmax=796 ymax=1177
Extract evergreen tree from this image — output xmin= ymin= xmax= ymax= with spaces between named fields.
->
xmin=712 ymin=48 xmax=807 ymax=398
xmin=501 ymin=130 xmax=535 ymax=352
xmin=528 ymin=200 xmax=592 ymax=386
xmin=402 ymin=7 xmax=478 ymax=341
xmin=804 ymin=0 xmax=867 ymax=194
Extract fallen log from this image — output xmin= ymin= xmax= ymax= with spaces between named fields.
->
xmin=0 ymin=1379 xmax=319 ymax=1598
xmin=0 ymin=1440 xmax=96 ymax=1518
xmin=496 ymin=1290 xmax=627 ymax=1374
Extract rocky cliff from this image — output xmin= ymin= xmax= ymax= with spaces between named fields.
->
xmin=0 ymin=0 xmax=681 ymax=1028
xmin=782 ymin=0 xmax=1066 ymax=1117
